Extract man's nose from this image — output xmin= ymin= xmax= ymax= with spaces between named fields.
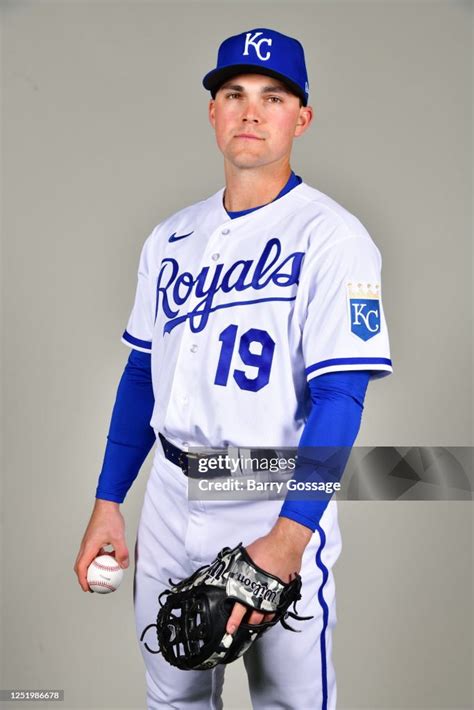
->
xmin=241 ymin=100 xmax=261 ymax=123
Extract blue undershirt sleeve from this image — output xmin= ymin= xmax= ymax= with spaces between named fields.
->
xmin=95 ymin=349 xmax=156 ymax=503
xmin=279 ymin=370 xmax=370 ymax=531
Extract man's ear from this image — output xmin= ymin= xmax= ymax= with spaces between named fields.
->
xmin=208 ymin=99 xmax=216 ymax=128
xmin=294 ymin=105 xmax=314 ymax=138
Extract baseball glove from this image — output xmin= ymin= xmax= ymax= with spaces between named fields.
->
xmin=155 ymin=542 xmax=312 ymax=670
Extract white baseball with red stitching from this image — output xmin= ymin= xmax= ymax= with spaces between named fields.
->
xmin=87 ymin=555 xmax=124 ymax=594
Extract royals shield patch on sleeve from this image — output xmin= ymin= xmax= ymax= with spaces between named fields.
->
xmin=347 ymin=282 xmax=381 ymax=341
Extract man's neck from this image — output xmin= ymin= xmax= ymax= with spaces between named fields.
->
xmin=223 ymin=162 xmax=292 ymax=212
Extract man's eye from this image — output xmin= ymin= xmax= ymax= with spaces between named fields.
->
xmin=226 ymin=93 xmax=241 ymax=99
xmin=267 ymin=96 xmax=282 ymax=103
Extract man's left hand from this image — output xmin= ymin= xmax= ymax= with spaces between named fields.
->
xmin=225 ymin=517 xmax=312 ymax=634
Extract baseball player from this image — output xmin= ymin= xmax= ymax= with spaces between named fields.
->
xmin=74 ymin=28 xmax=392 ymax=709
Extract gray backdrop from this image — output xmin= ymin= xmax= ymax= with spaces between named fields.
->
xmin=1 ymin=1 xmax=472 ymax=709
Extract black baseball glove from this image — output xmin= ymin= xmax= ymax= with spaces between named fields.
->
xmin=154 ymin=542 xmax=312 ymax=670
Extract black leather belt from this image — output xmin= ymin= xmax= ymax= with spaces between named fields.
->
xmin=158 ymin=433 xmax=193 ymax=475
xmin=158 ymin=432 xmax=280 ymax=478
xmin=158 ymin=432 xmax=224 ymax=478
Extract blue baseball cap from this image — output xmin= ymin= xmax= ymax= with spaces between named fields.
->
xmin=203 ymin=28 xmax=309 ymax=106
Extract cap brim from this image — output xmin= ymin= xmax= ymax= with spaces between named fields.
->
xmin=202 ymin=64 xmax=307 ymax=105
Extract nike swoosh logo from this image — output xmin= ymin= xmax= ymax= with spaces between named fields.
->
xmin=168 ymin=231 xmax=194 ymax=243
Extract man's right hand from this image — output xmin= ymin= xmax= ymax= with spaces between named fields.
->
xmin=74 ymin=499 xmax=130 ymax=592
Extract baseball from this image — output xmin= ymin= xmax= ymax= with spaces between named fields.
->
xmin=87 ymin=554 xmax=124 ymax=594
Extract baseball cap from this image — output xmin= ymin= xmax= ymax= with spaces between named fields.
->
xmin=202 ymin=28 xmax=309 ymax=106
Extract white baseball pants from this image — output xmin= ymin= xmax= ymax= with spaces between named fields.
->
xmin=133 ymin=444 xmax=342 ymax=710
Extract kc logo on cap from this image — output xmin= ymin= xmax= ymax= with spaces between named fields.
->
xmin=202 ymin=28 xmax=310 ymax=106
xmin=243 ymin=31 xmax=273 ymax=62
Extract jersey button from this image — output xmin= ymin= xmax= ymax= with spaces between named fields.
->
xmin=221 ymin=228 xmax=230 ymax=235
xmin=211 ymin=253 xmax=220 ymax=261
xmin=190 ymin=344 xmax=198 ymax=353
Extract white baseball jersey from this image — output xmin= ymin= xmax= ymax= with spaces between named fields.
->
xmin=122 ymin=181 xmax=392 ymax=449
